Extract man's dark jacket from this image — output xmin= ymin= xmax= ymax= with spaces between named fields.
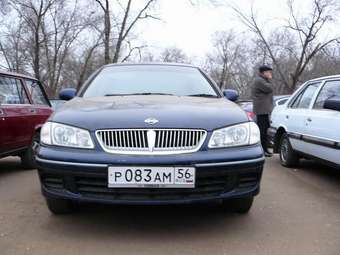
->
xmin=251 ymin=76 xmax=274 ymax=115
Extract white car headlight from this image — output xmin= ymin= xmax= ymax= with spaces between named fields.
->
xmin=208 ymin=122 xmax=260 ymax=148
xmin=41 ymin=122 xmax=94 ymax=149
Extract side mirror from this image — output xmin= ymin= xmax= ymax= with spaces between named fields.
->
xmin=324 ymin=96 xmax=340 ymax=111
xmin=59 ymin=88 xmax=77 ymax=101
xmin=223 ymin=89 xmax=239 ymax=102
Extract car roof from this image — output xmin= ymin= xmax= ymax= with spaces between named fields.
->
xmin=274 ymin=95 xmax=290 ymax=99
xmin=308 ymin=74 xmax=340 ymax=83
xmin=0 ymin=69 xmax=37 ymax=80
xmin=103 ymin=62 xmax=197 ymax=69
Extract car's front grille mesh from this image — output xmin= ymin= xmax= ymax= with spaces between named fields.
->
xmin=96 ymin=129 xmax=207 ymax=154
xmin=155 ymin=130 xmax=204 ymax=149
xmin=97 ymin=130 xmax=149 ymax=149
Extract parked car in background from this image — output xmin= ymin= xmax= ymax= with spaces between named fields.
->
xmin=50 ymin=99 xmax=66 ymax=110
xmin=0 ymin=70 xmax=52 ymax=168
xmin=238 ymin=95 xmax=290 ymax=121
xmin=238 ymin=100 xmax=255 ymax=120
xmin=269 ymin=75 xmax=340 ymax=169
xmin=36 ymin=63 xmax=264 ymax=215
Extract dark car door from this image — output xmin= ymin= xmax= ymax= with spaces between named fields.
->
xmin=23 ymin=79 xmax=52 ymax=130
xmin=0 ymin=75 xmax=33 ymax=154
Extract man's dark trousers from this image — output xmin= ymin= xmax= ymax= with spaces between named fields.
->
xmin=257 ymin=114 xmax=270 ymax=153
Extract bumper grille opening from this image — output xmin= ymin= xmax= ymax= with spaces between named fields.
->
xmin=74 ymin=174 xmax=235 ymax=200
xmin=40 ymin=165 xmax=263 ymax=202
xmin=42 ymin=175 xmax=63 ymax=190
xmin=238 ymin=173 xmax=260 ymax=190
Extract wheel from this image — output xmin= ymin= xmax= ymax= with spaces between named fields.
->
xmin=21 ymin=132 xmax=40 ymax=169
xmin=45 ymin=197 xmax=75 ymax=215
xmin=222 ymin=197 xmax=254 ymax=214
xmin=279 ymin=133 xmax=299 ymax=167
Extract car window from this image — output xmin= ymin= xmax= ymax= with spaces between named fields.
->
xmin=291 ymin=83 xmax=320 ymax=109
xmin=82 ymin=65 xmax=218 ymax=98
xmin=25 ymin=79 xmax=49 ymax=105
xmin=313 ymin=80 xmax=340 ymax=109
xmin=0 ymin=76 xmax=30 ymax=104
xmin=277 ymin=98 xmax=288 ymax=105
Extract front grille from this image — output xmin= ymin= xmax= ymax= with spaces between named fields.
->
xmin=96 ymin=129 xmax=207 ymax=155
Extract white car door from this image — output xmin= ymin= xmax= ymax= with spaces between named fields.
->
xmin=301 ymin=79 xmax=340 ymax=165
xmin=285 ymin=82 xmax=322 ymax=152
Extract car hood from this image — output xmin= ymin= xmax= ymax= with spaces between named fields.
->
xmin=51 ymin=96 xmax=248 ymax=131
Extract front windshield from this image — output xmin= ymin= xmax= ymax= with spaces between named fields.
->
xmin=82 ymin=65 xmax=219 ymax=98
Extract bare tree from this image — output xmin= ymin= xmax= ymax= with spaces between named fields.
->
xmin=94 ymin=0 xmax=111 ymax=64
xmin=9 ymin=0 xmax=56 ymax=80
xmin=41 ymin=1 xmax=90 ymax=93
xmin=0 ymin=0 xmax=161 ymax=95
xmin=300 ymin=45 xmax=340 ymax=81
xmin=112 ymin=0 xmax=159 ymax=63
xmin=121 ymin=41 xmax=147 ymax=62
xmin=159 ymin=47 xmax=189 ymax=63
xmin=74 ymin=35 xmax=105 ymax=90
xmin=232 ymin=0 xmax=340 ymax=92
xmin=204 ymin=30 xmax=254 ymax=97
xmin=0 ymin=0 xmax=101 ymax=96
xmin=211 ymin=31 xmax=241 ymax=88
xmin=0 ymin=0 xmax=10 ymax=17
xmin=0 ymin=21 xmax=29 ymax=72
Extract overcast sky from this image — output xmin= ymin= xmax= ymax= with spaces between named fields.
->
xmin=139 ymin=0 xmax=334 ymax=59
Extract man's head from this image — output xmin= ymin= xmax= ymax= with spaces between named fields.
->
xmin=259 ymin=65 xmax=273 ymax=80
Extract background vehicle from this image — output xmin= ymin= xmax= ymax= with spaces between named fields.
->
xmin=269 ymin=75 xmax=340 ymax=168
xmin=36 ymin=63 xmax=264 ymax=215
xmin=0 ymin=70 xmax=52 ymax=168
xmin=50 ymin=99 xmax=66 ymax=110
xmin=238 ymin=95 xmax=290 ymax=121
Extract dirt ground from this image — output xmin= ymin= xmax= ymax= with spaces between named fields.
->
xmin=0 ymin=156 xmax=339 ymax=255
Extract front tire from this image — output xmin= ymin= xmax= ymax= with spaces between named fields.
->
xmin=222 ymin=197 xmax=254 ymax=214
xmin=21 ymin=132 xmax=40 ymax=169
xmin=45 ymin=197 xmax=75 ymax=215
xmin=279 ymin=133 xmax=299 ymax=168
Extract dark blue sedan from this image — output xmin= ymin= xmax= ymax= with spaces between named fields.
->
xmin=37 ymin=63 xmax=265 ymax=214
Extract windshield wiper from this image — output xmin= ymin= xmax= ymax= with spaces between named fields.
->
xmin=186 ymin=94 xmax=218 ymax=98
xmin=105 ymin=92 xmax=175 ymax=96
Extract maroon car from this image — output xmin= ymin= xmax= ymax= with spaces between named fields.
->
xmin=0 ymin=70 xmax=52 ymax=168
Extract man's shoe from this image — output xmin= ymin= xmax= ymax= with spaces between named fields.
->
xmin=265 ymin=152 xmax=273 ymax=157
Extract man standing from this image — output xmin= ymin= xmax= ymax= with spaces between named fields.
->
xmin=251 ymin=65 xmax=274 ymax=157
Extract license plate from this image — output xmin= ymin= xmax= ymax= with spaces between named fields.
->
xmin=108 ymin=166 xmax=195 ymax=188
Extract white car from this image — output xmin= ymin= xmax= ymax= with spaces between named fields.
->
xmin=268 ymin=75 xmax=340 ymax=169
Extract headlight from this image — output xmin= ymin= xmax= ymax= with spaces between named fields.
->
xmin=41 ymin=122 xmax=94 ymax=149
xmin=208 ymin=122 xmax=260 ymax=148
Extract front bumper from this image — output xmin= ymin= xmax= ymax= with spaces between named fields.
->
xmin=36 ymin=145 xmax=265 ymax=205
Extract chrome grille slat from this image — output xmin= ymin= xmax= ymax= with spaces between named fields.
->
xmin=169 ymin=131 xmax=173 ymax=148
xmin=96 ymin=129 xmax=206 ymax=155
xmin=117 ymin=131 xmax=121 ymax=147
xmin=137 ymin=131 xmax=141 ymax=148
xmin=165 ymin=131 xmax=168 ymax=148
xmin=179 ymin=131 xmax=182 ymax=148
xmin=126 ymin=131 xmax=129 ymax=147
xmin=133 ymin=131 xmax=137 ymax=148
xmin=122 ymin=131 xmax=125 ymax=147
